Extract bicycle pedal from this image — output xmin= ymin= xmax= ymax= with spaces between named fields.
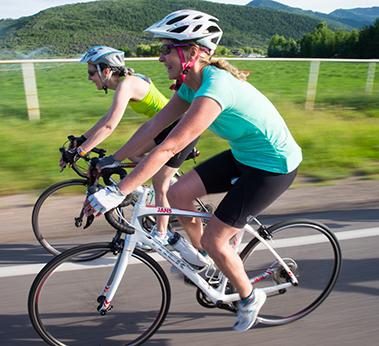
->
xmin=74 ymin=217 xmax=83 ymax=227
xmin=216 ymin=300 xmax=237 ymax=313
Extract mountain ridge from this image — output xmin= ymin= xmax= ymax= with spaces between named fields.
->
xmin=247 ymin=0 xmax=378 ymax=28
xmin=0 ymin=0 xmax=326 ymax=57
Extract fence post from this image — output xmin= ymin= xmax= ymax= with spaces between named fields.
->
xmin=21 ymin=62 xmax=40 ymax=120
xmin=305 ymin=60 xmax=320 ymax=111
xmin=365 ymin=62 xmax=376 ymax=95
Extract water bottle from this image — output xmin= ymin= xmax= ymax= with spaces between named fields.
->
xmin=168 ymin=232 xmax=211 ymax=268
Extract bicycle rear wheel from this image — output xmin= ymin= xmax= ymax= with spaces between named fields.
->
xmin=28 ymin=243 xmax=171 ymax=346
xmin=240 ymin=219 xmax=342 ymax=325
xmin=32 ymin=180 xmax=133 ymax=259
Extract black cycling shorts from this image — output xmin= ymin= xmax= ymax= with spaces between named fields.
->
xmin=194 ymin=150 xmax=298 ymax=228
xmin=154 ymin=121 xmax=198 ymax=169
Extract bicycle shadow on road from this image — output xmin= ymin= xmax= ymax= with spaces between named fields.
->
xmin=0 ymin=309 xmax=230 ymax=346
xmin=0 ymin=316 xmax=43 ymax=345
xmin=0 ymin=243 xmax=53 ymax=264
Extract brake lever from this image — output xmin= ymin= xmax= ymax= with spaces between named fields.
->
xmin=83 ymin=214 xmax=95 ymax=229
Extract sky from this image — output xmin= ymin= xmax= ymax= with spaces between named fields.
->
xmin=1 ymin=0 xmax=379 ymax=19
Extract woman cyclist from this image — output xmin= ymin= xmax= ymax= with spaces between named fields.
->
xmin=84 ymin=10 xmax=302 ymax=332
xmin=62 ymin=45 xmax=198 ymax=244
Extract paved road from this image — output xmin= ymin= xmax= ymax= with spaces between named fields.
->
xmin=1 ymin=178 xmax=378 ymax=345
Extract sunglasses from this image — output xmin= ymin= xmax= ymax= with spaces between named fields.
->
xmin=160 ymin=43 xmax=192 ymax=56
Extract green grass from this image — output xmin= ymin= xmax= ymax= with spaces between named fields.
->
xmin=0 ymin=60 xmax=378 ymax=195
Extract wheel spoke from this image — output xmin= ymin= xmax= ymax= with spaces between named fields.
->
xmin=241 ymin=220 xmax=341 ymax=325
xmin=29 ymin=244 xmax=171 ymax=345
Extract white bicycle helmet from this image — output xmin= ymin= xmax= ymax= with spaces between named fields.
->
xmin=145 ymin=9 xmax=223 ymax=51
xmin=80 ymin=45 xmax=125 ymax=68
xmin=81 ymin=46 xmax=125 ymax=93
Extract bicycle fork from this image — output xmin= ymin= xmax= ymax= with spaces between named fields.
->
xmin=97 ymin=234 xmax=135 ymax=315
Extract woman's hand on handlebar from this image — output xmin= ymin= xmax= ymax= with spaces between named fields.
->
xmin=59 ymin=135 xmax=87 ymax=170
xmin=83 ymin=184 xmax=126 ymax=216
xmin=59 ymin=148 xmax=80 ymax=170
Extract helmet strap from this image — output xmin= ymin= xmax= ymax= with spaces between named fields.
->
xmin=170 ymin=47 xmax=200 ymax=90
xmin=96 ymin=64 xmax=113 ymax=94
xmin=176 ymin=47 xmax=200 ymax=84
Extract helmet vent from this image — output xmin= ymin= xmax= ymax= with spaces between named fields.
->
xmin=167 ymin=15 xmax=188 ymax=25
xmin=208 ymin=25 xmax=220 ymax=33
xmin=194 ymin=15 xmax=203 ymax=20
xmin=193 ymin=25 xmax=202 ymax=32
xmin=170 ymin=25 xmax=188 ymax=33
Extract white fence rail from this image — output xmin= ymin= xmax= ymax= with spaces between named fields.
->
xmin=0 ymin=57 xmax=378 ymax=120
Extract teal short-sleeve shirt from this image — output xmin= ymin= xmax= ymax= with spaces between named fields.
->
xmin=177 ymin=65 xmax=302 ymax=174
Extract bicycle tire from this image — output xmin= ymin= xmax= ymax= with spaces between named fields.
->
xmin=31 ymin=179 xmax=108 ymax=260
xmin=240 ymin=219 xmax=342 ymax=326
xmin=28 ymin=243 xmax=171 ymax=346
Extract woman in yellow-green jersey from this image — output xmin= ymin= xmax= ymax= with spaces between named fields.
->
xmin=66 ymin=45 xmax=198 ymax=244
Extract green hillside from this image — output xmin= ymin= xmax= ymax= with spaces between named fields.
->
xmin=0 ymin=0 xmax=323 ymax=57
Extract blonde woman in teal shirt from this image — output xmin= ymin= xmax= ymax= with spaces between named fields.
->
xmin=85 ymin=10 xmax=302 ymax=332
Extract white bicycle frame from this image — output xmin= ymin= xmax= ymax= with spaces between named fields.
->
xmin=97 ymin=184 xmax=298 ymax=320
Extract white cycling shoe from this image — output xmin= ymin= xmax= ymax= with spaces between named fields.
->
xmin=233 ymin=288 xmax=267 ymax=332
xmin=136 ymin=227 xmax=171 ymax=251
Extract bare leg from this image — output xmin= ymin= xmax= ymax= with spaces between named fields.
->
xmin=167 ymin=170 xmax=207 ymax=249
xmin=201 ymin=216 xmax=252 ymax=298
xmin=152 ymin=165 xmax=178 ymax=235
xmin=168 ymin=170 xmax=252 ymax=297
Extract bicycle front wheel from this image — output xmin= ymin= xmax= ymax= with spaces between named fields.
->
xmin=32 ymin=180 xmax=116 ymax=257
xmin=240 ymin=219 xmax=342 ymax=325
xmin=28 ymin=243 xmax=171 ymax=346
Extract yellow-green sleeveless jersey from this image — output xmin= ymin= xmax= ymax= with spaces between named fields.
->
xmin=129 ymin=74 xmax=168 ymax=118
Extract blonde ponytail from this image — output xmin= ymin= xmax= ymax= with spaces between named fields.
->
xmin=199 ymin=55 xmax=249 ymax=80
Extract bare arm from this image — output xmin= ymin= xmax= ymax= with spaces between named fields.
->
xmin=80 ymin=79 xmax=134 ymax=152
xmin=117 ymin=96 xmax=222 ymax=195
xmin=113 ymin=93 xmax=190 ymax=161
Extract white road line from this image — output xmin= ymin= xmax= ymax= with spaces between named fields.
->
xmin=1 ymin=227 xmax=379 ymax=279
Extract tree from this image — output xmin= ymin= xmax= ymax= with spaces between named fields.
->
xmin=149 ymin=43 xmax=161 ymax=57
xmin=358 ymin=19 xmax=379 ymax=58
xmin=136 ymin=44 xmax=151 ymax=57
xmin=268 ymin=34 xmax=285 ymax=57
xmin=118 ymin=45 xmax=133 ymax=57
xmin=215 ymin=45 xmax=232 ymax=56
xmin=268 ymin=34 xmax=299 ymax=57
xmin=311 ymin=22 xmax=336 ymax=57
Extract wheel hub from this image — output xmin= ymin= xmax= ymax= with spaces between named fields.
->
xmin=271 ymin=258 xmax=298 ymax=284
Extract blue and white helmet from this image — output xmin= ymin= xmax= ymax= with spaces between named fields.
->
xmin=145 ymin=10 xmax=223 ymax=51
xmin=80 ymin=45 xmax=125 ymax=67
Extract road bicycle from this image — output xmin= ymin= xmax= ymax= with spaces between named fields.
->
xmin=32 ymin=136 xmax=212 ymax=259
xmin=28 ymin=181 xmax=342 ymax=345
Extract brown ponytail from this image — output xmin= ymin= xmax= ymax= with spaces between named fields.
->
xmin=125 ymin=67 xmax=135 ymax=76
